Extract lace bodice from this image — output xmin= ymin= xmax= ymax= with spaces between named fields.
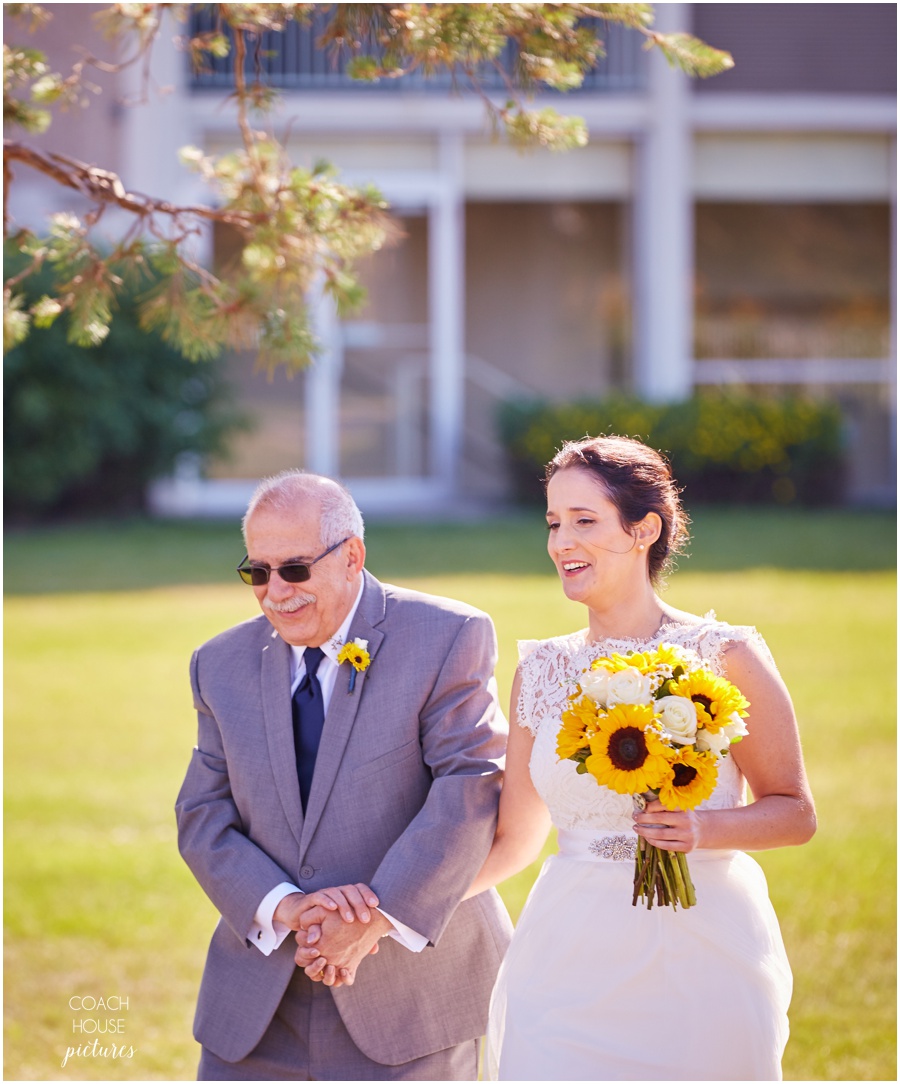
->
xmin=518 ymin=616 xmax=769 ymax=833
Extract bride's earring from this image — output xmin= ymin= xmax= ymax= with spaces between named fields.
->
xmin=638 ymin=544 xmax=645 ymax=551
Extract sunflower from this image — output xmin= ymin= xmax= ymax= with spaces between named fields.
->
xmin=585 ymin=703 xmax=674 ymax=795
xmin=557 ymin=697 xmax=601 ymax=760
xmin=669 ymin=669 xmax=749 ymax=733
xmin=337 ymin=641 xmax=371 ymax=672
xmin=649 ymin=642 xmax=688 ymax=670
xmin=657 ymin=747 xmax=719 ymax=810
xmin=594 ymin=649 xmax=663 ymax=675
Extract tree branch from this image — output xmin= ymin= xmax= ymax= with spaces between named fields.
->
xmin=230 ymin=26 xmax=266 ymax=194
xmin=4 ymin=155 xmax=12 ymax=238
xmin=3 ymin=139 xmax=264 ymax=230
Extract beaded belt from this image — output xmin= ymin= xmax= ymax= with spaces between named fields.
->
xmin=557 ymin=827 xmax=637 ymax=863
xmin=556 ymin=826 xmax=735 ymax=865
xmin=588 ymin=835 xmax=638 ymax=860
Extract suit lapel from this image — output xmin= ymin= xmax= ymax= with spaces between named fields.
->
xmin=298 ymin=572 xmax=386 ymax=855
xmin=260 ymin=628 xmax=305 ymax=847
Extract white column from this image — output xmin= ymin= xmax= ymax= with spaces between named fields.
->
xmin=632 ymin=3 xmax=693 ymax=401
xmin=117 ymin=8 xmax=212 ymax=263
xmin=117 ymin=9 xmax=193 ymax=203
xmin=428 ymin=132 xmax=466 ymax=492
xmin=306 ymin=286 xmax=341 ymax=477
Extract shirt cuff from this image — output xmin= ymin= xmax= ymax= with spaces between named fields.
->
xmin=248 ymin=882 xmax=301 ymax=955
xmin=377 ymin=908 xmax=428 ymax=952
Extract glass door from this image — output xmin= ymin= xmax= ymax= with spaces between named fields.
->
xmin=306 ymin=171 xmax=465 ymax=509
xmin=338 ymin=212 xmax=431 ymax=482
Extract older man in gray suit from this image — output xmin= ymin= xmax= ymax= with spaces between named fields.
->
xmin=176 ymin=470 xmax=512 ymax=1080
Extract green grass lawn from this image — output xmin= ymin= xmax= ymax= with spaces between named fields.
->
xmin=4 ymin=507 xmax=896 ymax=1080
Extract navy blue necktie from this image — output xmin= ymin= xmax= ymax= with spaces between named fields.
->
xmin=292 ymin=646 xmax=325 ymax=811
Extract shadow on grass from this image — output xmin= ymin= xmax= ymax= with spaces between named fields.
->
xmin=3 ymin=506 xmax=895 ymax=595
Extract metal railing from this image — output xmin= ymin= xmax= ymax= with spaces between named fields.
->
xmin=188 ymin=8 xmax=646 ymax=94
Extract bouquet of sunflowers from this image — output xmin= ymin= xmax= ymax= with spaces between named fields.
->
xmin=557 ymin=642 xmax=749 ymax=910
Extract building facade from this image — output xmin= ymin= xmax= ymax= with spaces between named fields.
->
xmin=8 ymin=3 xmax=897 ymax=512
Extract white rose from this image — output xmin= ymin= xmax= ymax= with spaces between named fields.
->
xmin=580 ymin=668 xmax=612 ymax=706
xmin=353 ymin=637 xmax=369 ymax=650
xmin=696 ymin=726 xmax=731 ymax=758
xmin=606 ymin=667 xmax=652 ymax=706
xmin=656 ymin=695 xmax=698 ymax=745
xmin=722 ymin=712 xmax=749 ymax=743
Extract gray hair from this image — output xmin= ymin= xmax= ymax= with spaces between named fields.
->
xmin=242 ymin=470 xmax=365 ymax=547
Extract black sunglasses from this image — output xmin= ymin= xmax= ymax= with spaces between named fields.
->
xmin=236 ymin=537 xmax=350 ymax=586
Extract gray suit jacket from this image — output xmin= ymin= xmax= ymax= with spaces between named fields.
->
xmin=176 ymin=570 xmax=513 ymax=1066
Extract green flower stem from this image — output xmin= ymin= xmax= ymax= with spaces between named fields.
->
xmin=676 ymin=850 xmax=697 ymax=907
xmin=633 ymin=842 xmax=698 ymax=911
xmin=646 ymin=845 xmax=659 ymax=909
xmin=634 ymin=837 xmax=658 ymax=908
xmin=657 ymin=849 xmax=676 ymax=907
xmin=633 ymin=840 xmax=651 ymax=906
xmin=668 ymin=850 xmax=688 ymax=908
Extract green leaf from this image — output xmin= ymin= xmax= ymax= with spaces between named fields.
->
xmin=650 ymin=32 xmax=735 ymax=78
xmin=3 ymin=290 xmax=31 ymax=353
xmin=346 ymin=56 xmax=383 ymax=82
xmin=146 ymin=244 xmax=182 ymax=278
xmin=324 ymin=270 xmax=366 ymax=315
xmin=29 ymin=72 xmax=62 ymax=102
xmin=520 ymin=55 xmax=585 ymax=91
xmin=590 ymin=4 xmax=655 ymax=32
xmin=505 ymin=107 xmax=588 ymax=151
xmin=3 ymin=44 xmax=49 ymax=82
xmin=257 ymin=309 xmax=319 ymax=374
xmin=7 ymin=101 xmax=52 ymax=133
xmin=30 ymin=294 xmax=63 ymax=328
xmin=207 ymin=33 xmax=231 ymax=59
xmin=69 ymin=318 xmax=110 ymax=348
xmin=242 ymin=244 xmax=281 ymax=275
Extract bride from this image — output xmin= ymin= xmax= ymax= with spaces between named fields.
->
xmin=467 ymin=435 xmax=816 ymax=1081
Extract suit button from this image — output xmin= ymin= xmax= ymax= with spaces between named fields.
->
xmin=300 ymin=865 xmax=314 ymax=879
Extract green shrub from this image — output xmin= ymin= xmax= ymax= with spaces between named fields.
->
xmin=4 ymin=247 xmax=247 ymax=520
xmin=498 ymin=391 xmax=846 ymax=505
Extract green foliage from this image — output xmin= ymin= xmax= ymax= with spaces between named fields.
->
xmin=3 ymin=287 xmax=31 ymax=351
xmin=8 ymin=217 xmax=152 ymax=352
xmin=2 ymin=41 xmax=55 ymax=132
xmin=316 ymin=3 xmax=731 ymax=151
xmin=4 ymin=3 xmax=732 ymax=369
xmin=3 ymin=244 xmax=247 ymax=520
xmin=645 ymin=30 xmax=736 ymax=78
xmin=502 ymin=103 xmax=588 ymax=150
xmin=498 ymin=391 xmax=846 ymax=506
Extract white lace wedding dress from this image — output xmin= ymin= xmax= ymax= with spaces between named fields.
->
xmin=486 ymin=617 xmax=793 ymax=1081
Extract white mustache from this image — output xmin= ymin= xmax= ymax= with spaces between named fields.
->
xmin=264 ymin=593 xmax=316 ymax=613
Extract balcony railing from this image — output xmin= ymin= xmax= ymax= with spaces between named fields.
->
xmin=188 ymin=8 xmax=646 ymax=94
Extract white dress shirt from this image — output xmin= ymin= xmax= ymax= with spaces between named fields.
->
xmin=247 ymin=580 xmax=428 ymax=956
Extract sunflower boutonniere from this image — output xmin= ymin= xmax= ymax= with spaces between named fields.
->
xmin=337 ymin=638 xmax=371 ymax=692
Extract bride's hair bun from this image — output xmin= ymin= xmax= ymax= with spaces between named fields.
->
xmin=544 ymin=435 xmax=690 ymax=584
